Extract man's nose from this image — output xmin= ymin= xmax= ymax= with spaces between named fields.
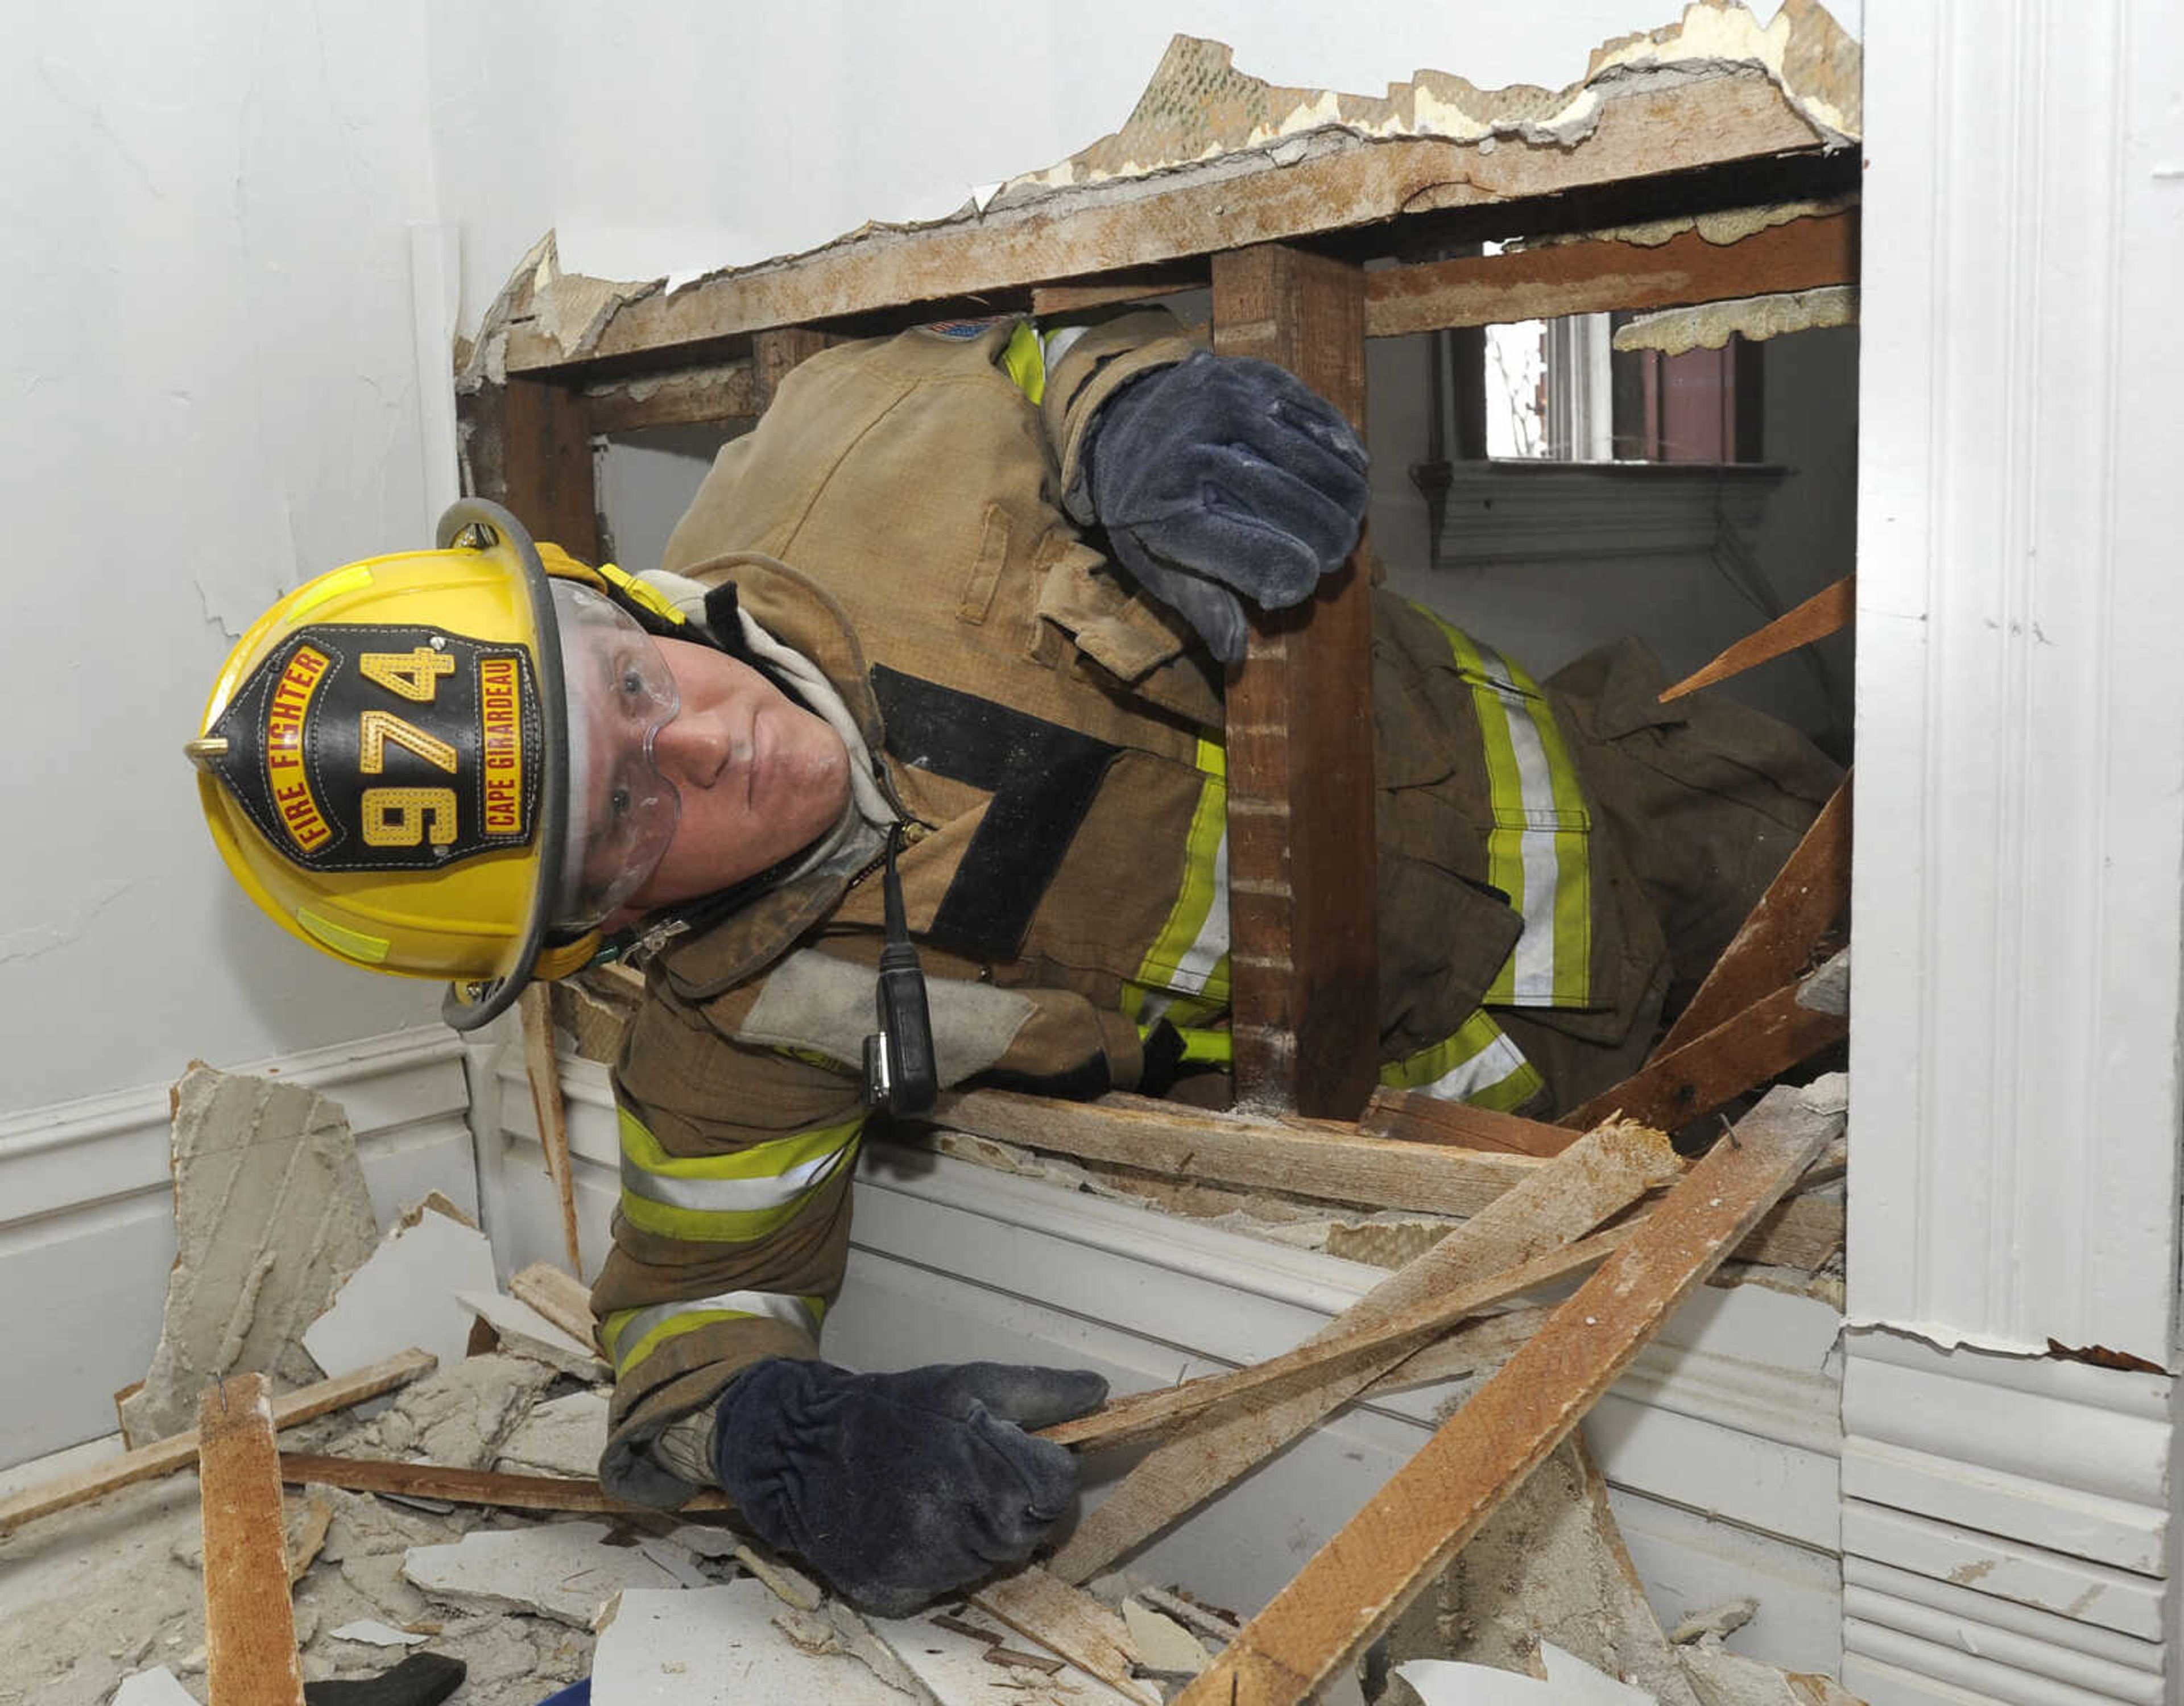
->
xmin=649 ymin=707 xmax=735 ymax=790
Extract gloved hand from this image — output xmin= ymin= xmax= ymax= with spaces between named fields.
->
xmin=709 ymin=1356 xmax=1108 ymax=1616
xmin=1081 ymin=350 xmax=1370 ymax=665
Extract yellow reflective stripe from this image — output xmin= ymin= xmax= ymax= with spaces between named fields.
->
xmin=618 ymin=1107 xmax=864 ymax=1244
xmin=1131 ymin=736 xmax=1231 ymax=1024
xmin=1003 ymin=322 xmax=1046 ymax=405
xmin=1415 ymin=606 xmax=1593 ymax=1009
xmin=600 ymin=1291 xmax=828 ymax=1378
xmin=1139 ymin=1022 xmax=1234 ymax=1068
xmin=1378 ymin=1011 xmax=1544 ymax=1112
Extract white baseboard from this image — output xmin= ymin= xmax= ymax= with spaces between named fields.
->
xmin=1840 ymin=1331 xmax=2174 ymax=1705
xmin=0 ymin=1027 xmax=475 ymax=1469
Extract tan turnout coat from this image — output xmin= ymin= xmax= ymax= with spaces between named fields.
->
xmin=589 ymin=313 xmax=1838 ymax=1501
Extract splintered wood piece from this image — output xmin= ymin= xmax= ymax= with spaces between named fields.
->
xmin=519 ymin=983 xmax=584 ymax=1278
xmin=1176 ymin=1080 xmax=1846 ymax=1706
xmin=1041 ymin=1228 xmax=1628 ymax=1452
xmin=199 ymin=1374 xmax=306 ymax=1706
xmin=581 ymin=360 xmax=760 ymax=434
xmin=0 ymin=1350 xmax=436 ymax=1537
xmin=1213 ymin=243 xmax=1379 ymax=1120
xmin=1048 ymin=1117 xmax=1678 ymax=1583
xmin=1363 ymin=210 xmax=1858 ymax=337
xmin=1360 ymin=1306 xmax=1553 ymax=1396
xmin=1359 ymin=1090 xmax=1582 ymax=1157
xmin=1657 ymin=776 xmax=1851 ymax=1055
xmin=276 ymin=1453 xmax=734 ymax=1516
xmin=1559 ymin=951 xmax=1848 ymax=1132
xmin=510 ymin=1262 xmax=598 ymax=1351
xmin=1658 ymin=575 xmax=1854 ymax=702
xmin=971 ymin=1568 xmax=1157 ymax=1706
xmin=930 ymin=1090 xmax=1540 ymax=1219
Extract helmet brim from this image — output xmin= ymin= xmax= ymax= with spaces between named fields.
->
xmin=432 ymin=499 xmax=570 ymax=1033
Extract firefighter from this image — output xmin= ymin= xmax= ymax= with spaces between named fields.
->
xmin=188 ymin=311 xmax=1836 ymax=1613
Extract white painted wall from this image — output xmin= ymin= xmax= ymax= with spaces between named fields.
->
xmin=1 ymin=0 xmax=448 ymax=1114
xmin=2 ymin=0 xmax=1854 ymax=1125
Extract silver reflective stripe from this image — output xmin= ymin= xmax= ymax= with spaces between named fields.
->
xmin=619 ymin=1142 xmax=854 ymax=1212
xmin=615 ymin=1289 xmax=819 ymax=1356
xmin=1416 ymin=1026 xmax=1534 ymax=1102
xmin=1042 ymin=324 xmax=1089 ymax=372
xmin=1479 ymin=644 xmax=1566 ymax=1003
xmin=1143 ymin=823 xmax=1230 ymax=1029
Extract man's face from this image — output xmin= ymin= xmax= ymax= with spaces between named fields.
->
xmin=613 ymin=637 xmax=852 ymax=914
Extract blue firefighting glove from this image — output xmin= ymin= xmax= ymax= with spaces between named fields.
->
xmin=1082 ymin=350 xmax=1371 ymax=665
xmin=710 ymin=1356 xmax=1108 ymax=1616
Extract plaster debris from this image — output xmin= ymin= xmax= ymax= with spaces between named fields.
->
xmin=1385 ymin=1438 xmax=1701 ymax=1706
xmin=1676 ymin=1643 xmax=1862 ymax=1706
xmin=328 ymin=1620 xmax=429 ymax=1648
xmin=1612 ymin=285 xmax=1856 ymax=354
xmin=400 ymin=1520 xmax=703 ymax=1630
xmin=591 ymin=1582 xmax=915 ymax=1705
xmin=374 ymin=1353 xmax=557 ymax=1471
xmin=862 ymin=1601 xmax=1150 ymax=1705
xmin=1000 ymin=3 xmax=1857 ymax=206
xmin=303 ymin=1206 xmax=498 ymax=1380
xmin=457 ymin=1290 xmax=609 ymax=1381
xmin=491 ymin=1389 xmax=610 ymax=1481
xmin=1121 ymin=1598 xmax=1214 ymax=1676
xmin=1395 ymin=1642 xmax=1658 ymax=1706
xmin=109 ymin=1668 xmax=197 ymax=1706
xmin=1668 ymin=1600 xmax=1759 ymax=1646
xmin=120 ymin=1065 xmax=381 ymax=1447
xmin=733 ymin=1540 xmax=826 ymax=1611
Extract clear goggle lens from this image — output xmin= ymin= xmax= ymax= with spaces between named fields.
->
xmin=551 ymin=581 xmax=682 ymax=928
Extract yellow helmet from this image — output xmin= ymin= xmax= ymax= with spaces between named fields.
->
xmin=188 ymin=500 xmax=597 ymax=1030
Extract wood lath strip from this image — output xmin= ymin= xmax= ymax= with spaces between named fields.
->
xmin=0 ymin=1351 xmax=436 ymax=1537
xmin=582 ymin=360 xmax=759 ymax=434
xmin=1363 ymin=209 xmax=1856 ymax=337
xmin=1658 ymin=776 xmax=1851 ymax=1055
xmin=1659 ymin=574 xmax=1855 ymax=701
xmin=1176 ymin=1081 xmax=1846 ymax=1706
xmin=199 ymin=1374 xmax=307 ymax=1706
xmin=1047 ymin=1116 xmax=1679 ymax=1583
xmin=1559 ymin=951 xmax=1848 ymax=1133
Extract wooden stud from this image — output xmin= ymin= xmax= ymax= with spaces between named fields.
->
xmin=1047 ymin=1116 xmax=1678 ymax=1583
xmin=199 ymin=1374 xmax=307 ymax=1706
xmin=1558 ymin=951 xmax=1848 ymax=1132
xmin=754 ymin=328 xmax=835 ymax=413
xmin=494 ymin=378 xmax=602 ymax=559
xmin=1358 ymin=1088 xmax=1582 ymax=1157
xmin=505 ymin=77 xmax=1834 ymax=375
xmin=0 ymin=1350 xmax=435 ymax=1537
xmin=518 ymin=983 xmax=584 ymax=1279
xmin=1211 ymin=243 xmax=1379 ymax=1118
xmin=1040 ymin=1227 xmax=1629 ymax=1452
xmin=1657 ymin=776 xmax=1851 ymax=1055
xmin=276 ymin=1452 xmax=735 ymax=1517
xmin=1176 ymin=1081 xmax=1846 ymax=1706
xmin=1658 ymin=574 xmax=1855 ymax=701
xmin=931 ymin=1090 xmax=1538 ymax=1219
xmin=1362 ymin=210 xmax=1858 ymax=337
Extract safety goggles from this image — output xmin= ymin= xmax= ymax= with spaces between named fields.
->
xmin=551 ymin=581 xmax=682 ymax=928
